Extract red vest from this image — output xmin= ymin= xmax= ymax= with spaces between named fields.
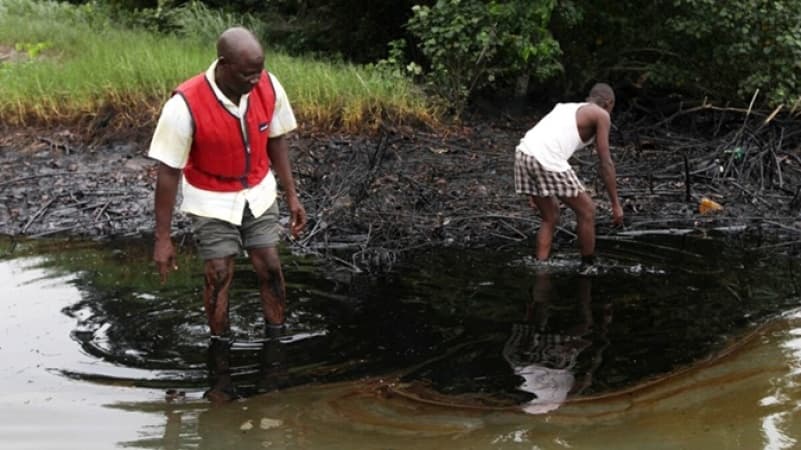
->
xmin=174 ymin=72 xmax=276 ymax=192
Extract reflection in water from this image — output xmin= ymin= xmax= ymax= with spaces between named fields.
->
xmin=159 ymin=333 xmax=292 ymax=449
xmin=760 ymin=314 xmax=801 ymax=450
xmin=126 ymin=314 xmax=801 ymax=450
xmin=3 ymin=235 xmax=801 ymax=449
xmin=391 ymin=264 xmax=620 ymax=411
xmin=124 ymin=311 xmax=801 ymax=449
xmin=256 ymin=327 xmax=290 ymax=394
xmin=204 ymin=338 xmax=238 ymax=403
xmin=0 ymin=255 xmax=164 ymax=450
xmin=503 ymin=272 xmax=610 ymax=413
xmin=161 ymin=405 xmax=183 ymax=450
xmin=34 ymin=234 xmax=801 ymax=405
xmin=204 ymin=327 xmax=289 ymax=403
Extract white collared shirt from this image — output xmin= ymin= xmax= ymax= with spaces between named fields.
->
xmin=148 ymin=59 xmax=298 ymax=225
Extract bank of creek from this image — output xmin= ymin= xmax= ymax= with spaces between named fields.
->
xmin=1 ymin=103 xmax=801 ymax=449
xmin=3 ymin=102 xmax=801 ymax=263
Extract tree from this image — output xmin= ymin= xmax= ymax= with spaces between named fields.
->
xmin=403 ymin=0 xmax=561 ymax=116
xmin=551 ymin=0 xmax=801 ymax=107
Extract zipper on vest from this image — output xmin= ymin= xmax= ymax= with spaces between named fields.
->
xmin=239 ymin=119 xmax=251 ymax=188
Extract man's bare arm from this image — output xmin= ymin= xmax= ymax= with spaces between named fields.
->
xmin=268 ymin=135 xmax=307 ymax=237
xmin=153 ymin=162 xmax=181 ymax=282
xmin=593 ymin=109 xmax=624 ymax=224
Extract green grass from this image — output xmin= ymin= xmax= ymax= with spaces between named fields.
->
xmin=0 ymin=0 xmax=437 ymax=132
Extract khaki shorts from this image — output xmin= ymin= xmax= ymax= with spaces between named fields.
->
xmin=190 ymin=201 xmax=280 ymax=260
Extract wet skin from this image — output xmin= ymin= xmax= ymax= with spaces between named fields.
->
xmin=203 ymin=247 xmax=286 ymax=336
xmin=530 ymin=97 xmax=621 ymax=260
xmin=152 ymin=28 xmax=307 ymax=337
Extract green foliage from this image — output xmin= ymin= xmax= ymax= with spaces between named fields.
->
xmin=256 ymin=0 xmax=422 ymax=63
xmin=404 ymin=0 xmax=561 ymax=117
xmin=269 ymin=51 xmax=435 ymax=131
xmin=549 ymin=0 xmax=670 ymax=96
xmin=14 ymin=41 xmax=53 ymax=58
xmin=159 ymin=1 xmax=264 ymax=42
xmin=63 ymin=0 xmax=423 ymax=63
xmin=552 ymin=0 xmax=801 ymax=107
xmin=0 ymin=0 xmax=209 ymax=113
xmin=95 ymin=0 xmax=264 ymax=44
xmin=485 ymin=1 xmax=561 ymax=80
xmin=664 ymin=0 xmax=801 ymax=106
xmin=0 ymin=0 xmax=115 ymax=47
xmin=0 ymin=0 xmax=436 ymax=131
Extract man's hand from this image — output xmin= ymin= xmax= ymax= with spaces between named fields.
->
xmin=528 ymin=195 xmax=538 ymax=211
xmin=267 ymin=135 xmax=307 ymax=239
xmin=287 ymin=196 xmax=307 ymax=239
xmin=611 ymin=203 xmax=624 ymax=226
xmin=153 ymin=162 xmax=181 ymax=283
xmin=153 ymin=236 xmax=177 ymax=284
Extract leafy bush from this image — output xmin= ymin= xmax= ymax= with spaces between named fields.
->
xmin=403 ymin=0 xmax=561 ymax=116
xmin=665 ymin=0 xmax=801 ymax=106
xmin=258 ymin=0 xmax=422 ymax=63
xmin=552 ymin=0 xmax=801 ymax=108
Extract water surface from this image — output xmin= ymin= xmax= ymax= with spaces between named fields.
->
xmin=0 ymin=233 xmax=799 ymax=449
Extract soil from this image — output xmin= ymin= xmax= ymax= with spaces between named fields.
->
xmin=2 ymin=103 xmax=801 ymax=270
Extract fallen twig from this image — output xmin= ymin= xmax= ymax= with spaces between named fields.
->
xmin=21 ymin=198 xmax=56 ymax=234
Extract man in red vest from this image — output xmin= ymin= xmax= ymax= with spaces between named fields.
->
xmin=149 ymin=27 xmax=307 ymax=341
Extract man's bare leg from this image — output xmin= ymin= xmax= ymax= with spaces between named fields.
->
xmin=203 ymin=256 xmax=235 ymax=336
xmin=530 ymin=195 xmax=560 ymax=260
xmin=559 ymin=192 xmax=596 ymax=261
xmin=248 ymin=246 xmax=286 ymax=327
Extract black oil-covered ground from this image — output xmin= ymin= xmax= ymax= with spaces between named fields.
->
xmin=7 ymin=230 xmax=798 ymax=411
xmin=3 ymin=104 xmax=801 ymax=276
xmin=2 ymin=104 xmax=801 ymax=417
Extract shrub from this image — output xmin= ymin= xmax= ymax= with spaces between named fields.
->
xmin=403 ymin=0 xmax=561 ymax=117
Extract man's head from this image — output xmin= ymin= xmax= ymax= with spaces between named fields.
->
xmin=215 ymin=27 xmax=265 ymax=99
xmin=587 ymin=83 xmax=615 ymax=113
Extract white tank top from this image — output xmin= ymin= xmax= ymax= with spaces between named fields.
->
xmin=516 ymin=102 xmax=594 ymax=172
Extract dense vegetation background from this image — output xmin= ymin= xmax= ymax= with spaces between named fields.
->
xmin=104 ymin=0 xmax=801 ymax=107
xmin=2 ymin=0 xmax=800 ymax=131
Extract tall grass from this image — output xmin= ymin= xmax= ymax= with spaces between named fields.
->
xmin=271 ymin=53 xmax=435 ymax=131
xmin=0 ymin=0 xmax=437 ymax=132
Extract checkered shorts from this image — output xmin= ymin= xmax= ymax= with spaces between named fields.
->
xmin=514 ymin=150 xmax=585 ymax=197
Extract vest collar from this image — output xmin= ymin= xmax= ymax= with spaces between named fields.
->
xmin=205 ymin=58 xmax=251 ymax=116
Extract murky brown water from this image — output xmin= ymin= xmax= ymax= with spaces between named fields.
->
xmin=0 ymin=233 xmax=799 ymax=449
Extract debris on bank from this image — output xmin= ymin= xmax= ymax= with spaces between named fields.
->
xmin=2 ymin=104 xmax=801 ymax=272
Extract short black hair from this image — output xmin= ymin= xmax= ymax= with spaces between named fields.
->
xmin=588 ymin=83 xmax=615 ymax=104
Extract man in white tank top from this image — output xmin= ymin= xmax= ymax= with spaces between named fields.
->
xmin=514 ymin=83 xmax=623 ymax=270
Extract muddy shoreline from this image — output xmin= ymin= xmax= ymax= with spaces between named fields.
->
xmin=2 ymin=107 xmax=801 ymax=270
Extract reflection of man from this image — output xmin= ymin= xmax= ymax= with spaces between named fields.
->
xmin=503 ymin=272 xmax=609 ymax=414
xmin=196 ymin=338 xmax=290 ymax=448
xmin=205 ymin=338 xmax=238 ymax=403
xmin=504 ymin=324 xmax=584 ymax=414
xmin=162 ymin=401 xmax=183 ymax=450
xmin=204 ymin=327 xmax=288 ymax=403
xmin=257 ymin=325 xmax=288 ymax=393
xmin=203 ymin=328 xmax=288 ymax=403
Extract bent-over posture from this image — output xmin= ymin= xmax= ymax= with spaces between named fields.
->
xmin=514 ymin=83 xmax=623 ymax=269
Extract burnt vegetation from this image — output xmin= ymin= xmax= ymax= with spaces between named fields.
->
xmin=3 ymin=99 xmax=801 ymax=272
